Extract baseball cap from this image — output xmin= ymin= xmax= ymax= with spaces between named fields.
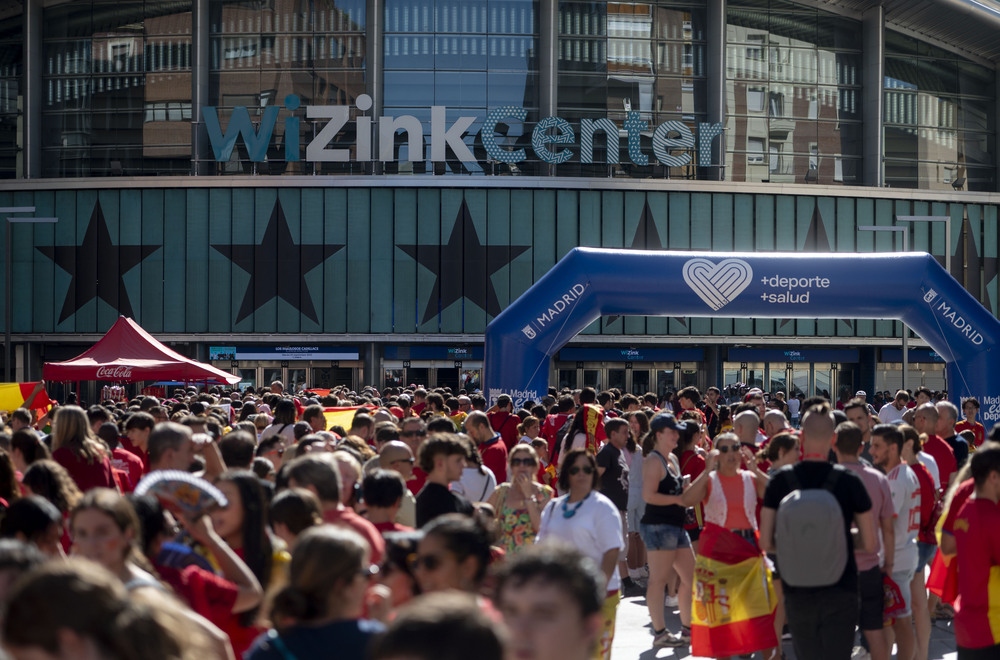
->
xmin=649 ymin=412 xmax=687 ymax=433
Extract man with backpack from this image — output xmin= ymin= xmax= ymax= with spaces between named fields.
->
xmin=760 ymin=404 xmax=876 ymax=660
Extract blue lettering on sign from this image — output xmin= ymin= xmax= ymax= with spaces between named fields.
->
xmin=200 ymin=103 xmax=722 ymax=168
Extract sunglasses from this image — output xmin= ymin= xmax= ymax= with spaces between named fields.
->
xmin=392 ymin=457 xmax=416 ymax=465
xmin=717 ymin=444 xmax=740 ymax=453
xmin=408 ymin=553 xmax=443 ymax=571
xmin=401 ymin=430 xmax=427 ymax=437
xmin=511 ymin=458 xmax=536 ymax=467
xmin=359 ymin=564 xmax=380 ymax=580
xmin=569 ymin=466 xmax=594 ymax=476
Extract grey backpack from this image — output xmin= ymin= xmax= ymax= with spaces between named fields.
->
xmin=774 ymin=467 xmax=848 ymax=588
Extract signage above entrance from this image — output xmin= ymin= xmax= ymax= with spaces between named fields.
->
xmin=202 ymin=94 xmax=722 ymax=168
xmin=209 ymin=346 xmax=359 ymax=361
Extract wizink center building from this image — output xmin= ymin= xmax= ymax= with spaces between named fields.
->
xmin=1 ymin=0 xmax=999 ymax=400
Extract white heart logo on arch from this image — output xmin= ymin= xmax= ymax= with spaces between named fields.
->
xmin=682 ymin=258 xmax=754 ymax=310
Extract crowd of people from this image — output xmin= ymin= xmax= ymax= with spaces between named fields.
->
xmin=0 ymin=378 xmax=993 ymax=660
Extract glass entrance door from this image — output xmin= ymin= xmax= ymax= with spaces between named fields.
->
xmin=631 ymin=370 xmax=650 ymax=395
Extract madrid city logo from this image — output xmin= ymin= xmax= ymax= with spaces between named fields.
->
xmin=682 ymin=258 xmax=754 ymax=310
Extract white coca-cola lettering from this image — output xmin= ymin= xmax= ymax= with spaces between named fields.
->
xmin=95 ymin=366 xmax=134 ymax=380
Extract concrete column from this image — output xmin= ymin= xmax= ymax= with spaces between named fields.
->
xmin=862 ymin=5 xmax=884 ymax=187
xmin=539 ymin=0 xmax=557 ymax=176
xmin=191 ymin=0 xmax=211 ymax=175
xmin=706 ymin=0 xmax=726 ymax=180
xmin=23 ymin=0 xmax=41 ymax=178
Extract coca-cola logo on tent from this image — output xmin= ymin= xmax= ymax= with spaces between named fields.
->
xmin=95 ymin=366 xmax=134 ymax=380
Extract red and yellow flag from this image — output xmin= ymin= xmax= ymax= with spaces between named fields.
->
xmin=691 ymin=523 xmax=777 ymax=658
xmin=322 ymin=406 xmax=375 ymax=434
xmin=0 ymin=382 xmax=52 ymax=416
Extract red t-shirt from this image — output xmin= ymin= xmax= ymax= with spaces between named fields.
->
xmin=540 ymin=413 xmax=572 ymax=460
xmin=943 ymin=479 xmax=976 ymax=536
xmin=216 ymin=547 xmax=265 ymax=658
xmin=955 ymin=420 xmax=986 ymax=449
xmin=52 ymin=446 xmax=116 ymax=493
xmin=373 ymin=520 xmax=415 ymax=535
xmin=679 ymin=449 xmax=705 ymax=530
xmin=407 ymin=467 xmax=428 ymax=496
xmin=156 ymin=562 xmax=238 ymax=628
xmin=478 ymin=436 xmax=508 ymax=483
xmin=922 ymin=435 xmax=958 ymax=487
xmin=111 ymin=448 xmax=144 ymax=493
xmin=118 ymin=436 xmax=149 ymax=473
xmin=488 ymin=411 xmax=520 ymax=450
xmin=953 ymin=497 xmax=1000 ymax=649
xmin=323 ymin=507 xmax=385 ymax=565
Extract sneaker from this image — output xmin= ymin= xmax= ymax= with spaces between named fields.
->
xmin=680 ymin=626 xmax=691 ymax=642
xmin=664 ymin=594 xmax=679 ymax=608
xmin=851 ymin=646 xmax=872 ymax=660
xmin=622 ymin=578 xmax=644 ymax=598
xmin=653 ymin=630 xmax=686 ymax=648
xmin=628 ymin=567 xmax=648 ymax=580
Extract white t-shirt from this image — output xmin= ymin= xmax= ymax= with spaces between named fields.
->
xmin=786 ymin=398 xmax=801 ymax=418
xmin=917 ymin=451 xmax=941 ymax=491
xmin=886 ymin=463 xmax=921 ymax=572
xmin=878 ymin=403 xmax=905 ymax=424
xmin=259 ymin=421 xmax=296 ymax=446
xmin=537 ymin=490 xmax=624 ymax=592
xmin=450 ymin=466 xmax=497 ymax=503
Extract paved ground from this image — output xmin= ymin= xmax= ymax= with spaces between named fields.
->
xmin=611 ymin=590 xmax=959 ymax=660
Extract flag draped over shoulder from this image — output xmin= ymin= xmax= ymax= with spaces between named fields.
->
xmin=0 ymin=382 xmax=52 ymax=415
xmin=691 ymin=522 xmax=777 ymax=658
xmin=322 ymin=406 xmax=374 ymax=433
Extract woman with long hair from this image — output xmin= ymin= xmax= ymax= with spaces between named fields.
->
xmin=682 ymin=432 xmax=776 ymax=659
xmin=537 ymin=448 xmax=624 ymax=660
xmin=21 ymin=458 xmax=82 ymax=553
xmin=211 ymin=469 xmax=283 ymax=656
xmin=450 ymin=434 xmax=497 ymax=503
xmin=640 ymin=413 xmax=696 ymax=649
xmin=259 ymin=398 xmax=297 ymax=447
xmin=10 ymin=428 xmax=50 ymax=475
xmin=245 ymin=526 xmax=385 ymax=660
xmin=625 ymin=411 xmax=651 ymax=588
xmin=486 ymin=444 xmax=554 ymax=555
xmin=0 ymin=447 xmax=20 ymax=505
xmin=411 ymin=513 xmax=493 ymax=598
xmin=51 ymin=405 xmax=115 ymax=492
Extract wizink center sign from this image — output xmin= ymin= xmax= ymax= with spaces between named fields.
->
xmin=202 ymin=94 xmax=723 ymax=168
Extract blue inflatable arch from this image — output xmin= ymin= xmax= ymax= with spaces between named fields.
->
xmin=484 ymin=249 xmax=1000 ymax=428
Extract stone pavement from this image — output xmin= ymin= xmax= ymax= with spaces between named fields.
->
xmin=611 ymin=591 xmax=959 ymax=660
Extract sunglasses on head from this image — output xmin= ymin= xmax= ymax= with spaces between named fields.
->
xmin=569 ymin=466 xmax=594 ymax=475
xmin=510 ymin=457 xmax=536 ymax=467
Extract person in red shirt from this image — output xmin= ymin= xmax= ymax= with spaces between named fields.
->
xmin=955 ymin=398 xmax=986 ymax=450
xmin=362 ymin=469 xmax=415 ymax=534
xmin=51 ymin=406 xmax=116 ymax=493
xmin=399 ymin=417 xmax=429 ymax=496
xmin=282 ymin=454 xmax=385 ymax=565
xmin=121 ymin=411 xmax=154 ymax=473
xmin=914 ymin=403 xmax=958 ymax=486
xmin=488 ymin=394 xmax=520 ymax=450
xmin=901 ymin=425 xmax=938 ymax=660
xmin=952 ymin=443 xmax=1000 ymax=657
xmin=466 ymin=411 xmax=508 ymax=483
xmin=540 ymin=396 xmax=576 ymax=460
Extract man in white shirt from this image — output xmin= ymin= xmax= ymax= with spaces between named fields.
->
xmin=870 ymin=424 xmax=920 ymax=660
xmin=878 ymin=390 xmax=910 ymax=424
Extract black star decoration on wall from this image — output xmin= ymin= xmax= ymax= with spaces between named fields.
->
xmin=398 ymin=199 xmax=530 ymax=325
xmin=36 ymin=202 xmax=160 ymax=323
xmin=211 ymin=201 xmax=343 ymax=324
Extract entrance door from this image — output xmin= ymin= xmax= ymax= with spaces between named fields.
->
xmin=313 ymin=367 xmax=355 ymax=389
xmin=406 ymin=368 xmax=429 ymax=387
xmin=631 ymin=369 xmax=650 ymax=395
xmin=558 ymin=369 xmax=577 ymax=389
xmin=583 ymin=369 xmax=602 ymax=390
xmin=436 ymin=368 xmax=459 ymax=390
xmin=608 ymin=369 xmax=626 ymax=392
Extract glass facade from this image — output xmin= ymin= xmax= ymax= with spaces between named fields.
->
xmin=725 ymin=0 xmax=863 ymax=185
xmin=208 ymin=0 xmax=366 ymax=174
xmin=883 ymin=31 xmax=996 ymax=191
xmin=556 ymin=1 xmax=707 ymax=177
xmin=41 ymin=1 xmax=194 ymax=177
xmin=0 ymin=0 xmax=989 ymax=188
xmin=0 ymin=12 xmax=21 ymax=179
xmin=383 ymin=0 xmax=539 ymax=174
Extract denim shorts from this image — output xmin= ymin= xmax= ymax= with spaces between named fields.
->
xmin=639 ymin=522 xmax=691 ymax=551
xmin=916 ymin=541 xmax=937 ymax=574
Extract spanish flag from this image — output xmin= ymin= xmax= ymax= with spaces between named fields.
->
xmin=691 ymin=523 xmax=777 ymax=658
xmin=322 ymin=406 xmax=375 ymax=434
xmin=0 ymin=382 xmax=52 ymax=416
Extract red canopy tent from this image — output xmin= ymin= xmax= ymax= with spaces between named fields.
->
xmin=43 ymin=316 xmax=240 ymax=385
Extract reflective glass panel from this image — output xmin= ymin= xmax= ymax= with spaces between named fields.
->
xmin=0 ymin=11 xmax=21 ymax=178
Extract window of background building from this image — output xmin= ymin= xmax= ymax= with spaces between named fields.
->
xmin=41 ymin=1 xmax=194 ymax=177
xmin=725 ymin=0 xmax=862 ymax=185
xmin=883 ymin=30 xmax=995 ymax=191
xmin=382 ymin=0 xmax=539 ymax=175
xmin=209 ymin=0 xmax=366 ymax=175
xmin=556 ymin=1 xmax=707 ymax=178
xmin=0 ymin=10 xmax=21 ymax=179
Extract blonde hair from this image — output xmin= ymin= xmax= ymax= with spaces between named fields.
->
xmin=52 ymin=405 xmax=106 ymax=464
